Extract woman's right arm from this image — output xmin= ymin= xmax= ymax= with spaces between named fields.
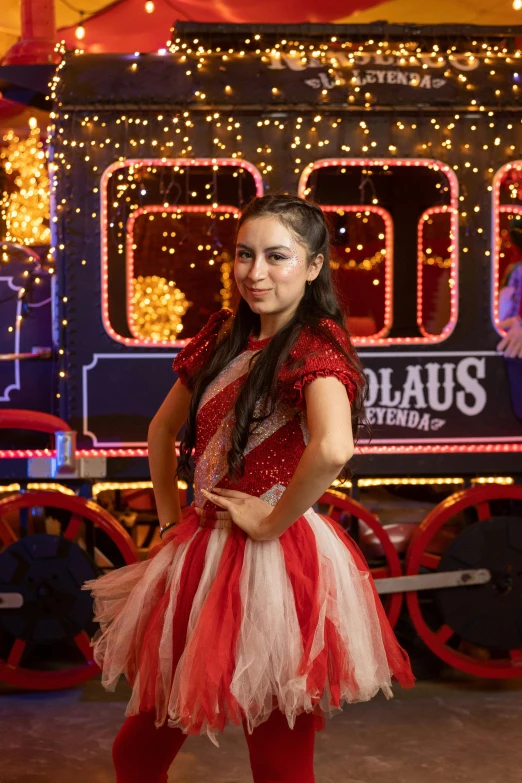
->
xmin=148 ymin=379 xmax=193 ymax=529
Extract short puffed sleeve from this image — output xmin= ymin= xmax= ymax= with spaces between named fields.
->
xmin=173 ymin=308 xmax=233 ymax=388
xmin=279 ymin=319 xmax=363 ymax=410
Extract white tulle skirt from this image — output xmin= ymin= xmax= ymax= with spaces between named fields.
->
xmin=82 ymin=503 xmax=414 ymax=746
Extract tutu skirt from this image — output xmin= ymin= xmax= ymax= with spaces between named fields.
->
xmin=82 ymin=503 xmax=414 ymax=746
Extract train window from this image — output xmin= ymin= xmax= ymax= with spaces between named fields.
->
xmin=126 ymin=205 xmax=241 ymax=341
xmin=323 ymin=206 xmax=392 ymax=339
xmin=299 ymin=159 xmax=459 ymax=345
xmin=418 ymin=206 xmax=457 ymax=338
xmin=492 ymin=163 xmax=522 ymax=330
xmin=100 ymin=158 xmax=263 ymax=346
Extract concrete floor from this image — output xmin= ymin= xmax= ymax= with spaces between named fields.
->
xmin=1 ymin=674 xmax=522 ymax=783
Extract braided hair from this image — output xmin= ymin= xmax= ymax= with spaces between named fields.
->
xmin=177 ymin=194 xmax=367 ymax=483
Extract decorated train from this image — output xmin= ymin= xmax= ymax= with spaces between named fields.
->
xmin=0 ymin=21 xmax=521 ymax=691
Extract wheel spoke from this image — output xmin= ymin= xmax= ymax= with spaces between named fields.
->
xmin=94 ymin=547 xmax=116 ymax=570
xmin=420 ymin=552 xmax=441 ymax=569
xmin=74 ymin=631 xmax=94 ymax=662
xmin=476 ymin=501 xmax=491 ymax=522
xmin=0 ymin=519 xmax=17 ymax=548
xmin=7 ymin=639 xmax=26 ymax=667
xmin=435 ymin=624 xmax=455 ymax=644
xmin=63 ymin=514 xmax=83 ymax=541
xmin=317 ymin=494 xmax=402 ymax=627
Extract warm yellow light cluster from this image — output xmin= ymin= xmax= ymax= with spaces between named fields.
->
xmin=131 ymin=275 xmax=191 ymax=341
xmin=0 ymin=477 xmax=513 ymax=498
xmin=0 ymin=483 xmax=77 ymax=495
xmin=472 ymin=476 xmax=514 ymax=485
xmin=1 ymin=119 xmax=50 ymax=246
xmin=26 ymin=482 xmax=76 ymax=495
xmin=0 ymin=483 xmax=21 ymax=493
xmin=332 ymin=476 xmax=514 ymax=488
xmin=92 ymin=480 xmax=188 ymax=497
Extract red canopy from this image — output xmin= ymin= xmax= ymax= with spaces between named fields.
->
xmin=58 ymin=0 xmax=382 ymax=54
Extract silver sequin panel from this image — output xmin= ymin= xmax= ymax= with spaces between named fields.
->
xmin=198 ymin=351 xmax=256 ymax=413
xmin=194 ymin=359 xmax=299 ymax=508
xmin=259 ymin=483 xmax=287 ymax=507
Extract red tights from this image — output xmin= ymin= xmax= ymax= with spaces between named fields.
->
xmin=113 ymin=708 xmax=316 ymax=783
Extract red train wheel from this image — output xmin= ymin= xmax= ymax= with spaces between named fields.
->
xmin=319 ymin=489 xmax=403 ymax=627
xmin=0 ymin=491 xmax=139 ymax=690
xmin=406 ymin=485 xmax=522 ymax=678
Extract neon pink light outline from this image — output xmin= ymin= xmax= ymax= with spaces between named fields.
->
xmin=298 ymin=158 xmax=459 ymax=346
xmin=417 ymin=206 xmax=459 ymax=339
xmin=126 ymin=204 xmax=241 ymax=341
xmin=492 ymin=162 xmax=522 ymax=333
xmin=100 ymin=158 xmax=263 ymax=347
xmin=321 ymin=205 xmax=393 ymax=339
xmin=3 ymin=442 xmax=522 ymax=459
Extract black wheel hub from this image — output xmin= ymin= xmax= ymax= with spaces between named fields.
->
xmin=435 ymin=516 xmax=522 ymax=650
xmin=0 ymin=534 xmax=96 ymax=644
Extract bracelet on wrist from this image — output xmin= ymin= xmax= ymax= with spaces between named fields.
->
xmin=159 ymin=520 xmax=178 ymax=539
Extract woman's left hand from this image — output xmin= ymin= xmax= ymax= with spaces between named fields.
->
xmin=200 ymin=488 xmax=277 ymax=541
xmin=497 ymin=317 xmax=522 ymax=358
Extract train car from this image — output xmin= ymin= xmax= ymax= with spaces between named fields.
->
xmin=0 ymin=21 xmax=522 ymax=690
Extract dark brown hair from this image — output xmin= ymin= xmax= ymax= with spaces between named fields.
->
xmin=177 ymin=194 xmax=368 ymax=483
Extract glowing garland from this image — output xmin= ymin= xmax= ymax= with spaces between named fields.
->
xmin=44 ymin=34 xmax=522 ymax=400
xmin=45 ymin=103 xmax=515 ymax=352
xmin=131 ymin=275 xmax=191 ymax=341
xmin=165 ymin=31 xmax=522 ymax=110
xmin=1 ymin=119 xmax=51 ymax=246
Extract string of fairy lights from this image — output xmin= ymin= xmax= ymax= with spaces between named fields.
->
xmin=39 ymin=30 xmax=522 ymax=397
xmin=0 ymin=30 xmax=521 ymax=405
xmin=166 ymin=33 xmax=522 ymax=107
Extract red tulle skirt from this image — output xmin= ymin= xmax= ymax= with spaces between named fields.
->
xmin=82 ymin=503 xmax=414 ymax=746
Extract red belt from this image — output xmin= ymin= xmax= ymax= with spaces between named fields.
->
xmin=194 ymin=504 xmax=233 ymax=529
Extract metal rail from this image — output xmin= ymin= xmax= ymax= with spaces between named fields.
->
xmin=375 ymin=568 xmax=491 ymax=594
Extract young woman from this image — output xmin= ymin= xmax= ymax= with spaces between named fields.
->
xmin=83 ymin=194 xmax=414 ymax=783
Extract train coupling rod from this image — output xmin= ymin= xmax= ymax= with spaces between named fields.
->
xmin=374 ymin=569 xmax=491 ymax=595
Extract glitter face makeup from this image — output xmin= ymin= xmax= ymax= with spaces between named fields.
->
xmin=284 ymin=236 xmax=303 ymax=275
xmin=234 ymin=215 xmax=322 ymax=337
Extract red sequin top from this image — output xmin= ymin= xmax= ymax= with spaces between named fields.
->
xmin=173 ymin=308 xmax=361 ymax=513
